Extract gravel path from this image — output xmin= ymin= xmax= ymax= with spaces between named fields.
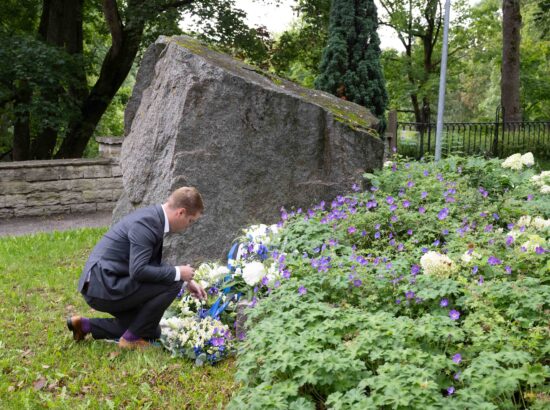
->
xmin=0 ymin=211 xmax=113 ymax=237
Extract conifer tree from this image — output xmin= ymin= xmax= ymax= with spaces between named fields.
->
xmin=315 ymin=0 xmax=388 ymax=127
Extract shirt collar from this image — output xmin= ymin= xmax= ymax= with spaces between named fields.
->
xmin=160 ymin=204 xmax=170 ymax=234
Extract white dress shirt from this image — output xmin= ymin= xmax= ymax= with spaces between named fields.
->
xmin=161 ymin=204 xmax=182 ymax=282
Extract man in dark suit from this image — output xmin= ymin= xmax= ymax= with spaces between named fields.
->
xmin=67 ymin=187 xmax=207 ymax=349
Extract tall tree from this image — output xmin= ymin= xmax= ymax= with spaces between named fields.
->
xmin=0 ymin=0 xmax=266 ymax=160
xmin=501 ymin=0 xmax=522 ymax=122
xmin=315 ymin=0 xmax=388 ymax=126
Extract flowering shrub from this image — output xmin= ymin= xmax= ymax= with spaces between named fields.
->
xmin=228 ymin=154 xmax=549 ymax=409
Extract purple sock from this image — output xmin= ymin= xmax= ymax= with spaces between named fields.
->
xmin=122 ymin=329 xmax=140 ymax=342
xmin=81 ymin=317 xmax=91 ymax=334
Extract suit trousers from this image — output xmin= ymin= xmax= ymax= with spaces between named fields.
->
xmin=83 ymin=280 xmax=183 ymax=340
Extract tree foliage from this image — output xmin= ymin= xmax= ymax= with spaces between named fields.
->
xmin=315 ymin=0 xmax=388 ymax=125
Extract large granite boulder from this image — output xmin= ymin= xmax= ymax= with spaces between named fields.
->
xmin=115 ymin=35 xmax=384 ymax=265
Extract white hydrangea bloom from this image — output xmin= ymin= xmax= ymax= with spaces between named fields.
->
xmin=531 ymin=217 xmax=550 ymax=230
xmin=520 ymin=235 xmax=546 ymax=252
xmin=241 ymin=261 xmax=266 ymax=286
xmin=461 ymin=250 xmax=481 ymax=263
xmin=517 ymin=215 xmax=532 ymax=227
xmin=383 ymin=161 xmax=394 ymax=168
xmin=501 ymin=153 xmax=523 ymax=170
xmin=541 ymin=185 xmax=550 ymax=194
xmin=420 ymin=251 xmax=454 ymax=277
xmin=520 ymin=152 xmax=535 ymax=167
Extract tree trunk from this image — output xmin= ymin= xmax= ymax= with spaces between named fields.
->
xmin=501 ymin=0 xmax=522 ymax=122
xmin=55 ymin=3 xmax=145 ymax=159
xmin=12 ymin=83 xmax=32 ymax=161
xmin=55 ymin=32 xmax=143 ymax=158
xmin=32 ymin=0 xmax=87 ymax=159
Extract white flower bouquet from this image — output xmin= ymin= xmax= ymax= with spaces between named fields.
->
xmin=159 ymin=316 xmax=234 ymax=366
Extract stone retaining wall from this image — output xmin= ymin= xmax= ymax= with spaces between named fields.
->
xmin=0 ymin=158 xmax=122 ymax=219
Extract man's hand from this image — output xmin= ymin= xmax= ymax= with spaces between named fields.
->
xmin=187 ymin=280 xmax=207 ymax=300
xmin=178 ymin=265 xmax=195 ymax=282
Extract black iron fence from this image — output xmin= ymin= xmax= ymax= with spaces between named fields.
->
xmin=388 ymin=109 xmax=550 ymax=160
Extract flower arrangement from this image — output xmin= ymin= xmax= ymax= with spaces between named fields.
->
xmin=159 ymin=316 xmax=233 ymax=366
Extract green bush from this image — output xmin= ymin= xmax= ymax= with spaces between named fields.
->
xmin=229 ymin=156 xmax=549 ymax=409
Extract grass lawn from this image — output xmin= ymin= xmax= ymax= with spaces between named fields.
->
xmin=0 ymin=228 xmax=237 ymax=409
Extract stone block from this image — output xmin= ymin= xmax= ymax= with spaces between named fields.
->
xmin=97 ymin=202 xmax=116 ymax=212
xmin=70 ymin=203 xmax=97 ymax=213
xmin=0 ymin=208 xmax=14 ymax=220
xmin=26 ymin=191 xmax=61 ymax=206
xmin=82 ymin=165 xmax=112 ymax=179
xmin=0 ymin=180 xmax=34 ymax=194
xmin=15 ymin=205 xmax=70 ymax=217
xmin=24 ymin=167 xmax=60 ymax=182
xmin=0 ymin=194 xmax=26 ymax=208
xmin=111 ymin=165 xmax=123 ymax=177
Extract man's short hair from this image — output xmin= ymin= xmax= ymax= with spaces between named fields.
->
xmin=167 ymin=187 xmax=204 ymax=214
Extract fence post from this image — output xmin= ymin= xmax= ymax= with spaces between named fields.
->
xmin=385 ymin=110 xmax=398 ymax=156
xmin=492 ymin=106 xmax=502 ymax=157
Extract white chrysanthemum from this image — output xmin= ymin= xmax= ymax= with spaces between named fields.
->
xmin=521 ymin=152 xmax=535 ymax=167
xmin=241 ymin=261 xmax=266 ymax=286
xmin=383 ymin=161 xmax=394 ymax=168
xmin=420 ymin=251 xmax=454 ymax=277
xmin=541 ymin=185 xmax=550 ymax=194
xmin=501 ymin=153 xmax=523 ymax=170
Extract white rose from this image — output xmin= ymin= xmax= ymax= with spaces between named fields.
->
xmin=241 ymin=261 xmax=266 ymax=286
xmin=521 ymin=152 xmax=535 ymax=167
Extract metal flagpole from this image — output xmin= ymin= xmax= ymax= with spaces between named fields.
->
xmin=434 ymin=0 xmax=451 ymax=161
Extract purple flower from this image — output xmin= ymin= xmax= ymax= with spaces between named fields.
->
xmin=348 ymin=226 xmax=356 ymax=234
xmin=405 ymin=290 xmax=415 ymax=299
xmin=411 ymin=265 xmax=420 ymax=275
xmin=484 ymin=224 xmax=493 ymax=232
xmin=361 ymin=230 xmax=367 ymax=237
xmin=472 ymin=265 xmax=479 ymax=274
xmin=452 ymin=353 xmax=462 ymax=364
xmin=395 ymin=299 xmax=401 ymax=304
xmin=440 ymin=298 xmax=449 ymax=307
xmin=487 ymin=256 xmax=502 ymax=266
xmin=407 ymin=181 xmax=415 ymax=188
xmin=507 ymin=223 xmax=515 ymax=230
xmin=402 ymin=200 xmax=411 ymax=208
xmin=353 ymin=279 xmax=362 ymax=287
xmin=390 ymin=204 xmax=398 ymax=212
xmin=423 ymin=170 xmax=429 ymax=177
xmin=447 ymin=386 xmax=455 ymax=396
xmin=352 ymin=183 xmax=360 ymax=192
xmin=527 ymin=194 xmax=534 ymax=201
xmin=438 ymin=208 xmax=450 ymax=220
xmin=407 ymin=229 xmax=413 ymax=235
xmin=505 ymin=265 xmax=512 ymax=274
xmin=298 ymin=286 xmax=307 ymax=295
xmin=536 ymin=246 xmax=545 ymax=254
xmin=477 ymin=276 xmax=484 ymax=285
xmin=419 ymin=206 xmax=426 ymax=214
xmin=386 ymin=196 xmax=395 ymax=205
xmin=454 ymin=371 xmax=462 ymax=380
xmin=282 ymin=270 xmax=291 ymax=279
xmin=506 ymin=236 xmax=514 ymax=246
xmin=492 ymin=213 xmax=499 ymax=220
xmin=437 ymin=173 xmax=444 ymax=181
xmin=421 ymin=191 xmax=428 ymax=199
xmin=374 ymin=231 xmax=381 ymax=239
xmin=449 ymin=310 xmax=460 ymax=320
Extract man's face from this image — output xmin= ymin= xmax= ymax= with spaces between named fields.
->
xmin=172 ymin=208 xmax=201 ymax=233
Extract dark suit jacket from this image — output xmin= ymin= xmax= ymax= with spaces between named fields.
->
xmin=78 ymin=205 xmax=177 ymax=300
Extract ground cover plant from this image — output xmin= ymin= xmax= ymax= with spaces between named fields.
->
xmin=0 ymin=228 xmax=236 ymax=409
xmin=228 ymin=154 xmax=550 ymax=409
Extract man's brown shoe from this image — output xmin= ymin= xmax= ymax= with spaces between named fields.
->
xmin=118 ymin=337 xmax=151 ymax=350
xmin=66 ymin=316 xmax=86 ymax=341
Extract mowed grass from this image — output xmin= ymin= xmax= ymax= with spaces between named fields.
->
xmin=0 ymin=228 xmax=237 ymax=409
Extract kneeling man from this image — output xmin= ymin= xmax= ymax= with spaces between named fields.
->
xmin=67 ymin=187 xmax=207 ymax=349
